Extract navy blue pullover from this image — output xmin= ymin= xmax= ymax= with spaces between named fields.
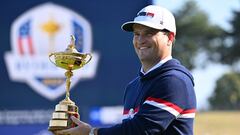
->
xmin=98 ymin=59 xmax=196 ymax=135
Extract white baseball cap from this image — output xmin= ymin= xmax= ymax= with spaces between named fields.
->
xmin=121 ymin=5 xmax=176 ymax=35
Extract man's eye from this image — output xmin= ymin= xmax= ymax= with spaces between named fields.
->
xmin=146 ymin=33 xmax=153 ymax=36
xmin=134 ymin=33 xmax=140 ymax=36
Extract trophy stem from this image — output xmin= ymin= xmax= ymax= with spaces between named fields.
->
xmin=65 ymin=69 xmax=73 ymax=100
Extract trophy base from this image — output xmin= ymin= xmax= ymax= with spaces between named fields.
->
xmin=49 ymin=118 xmax=77 ymax=131
xmin=48 ymin=112 xmax=79 ymax=131
xmin=48 ymin=101 xmax=79 ymax=132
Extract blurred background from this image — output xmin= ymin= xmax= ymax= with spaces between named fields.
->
xmin=0 ymin=0 xmax=239 ymax=134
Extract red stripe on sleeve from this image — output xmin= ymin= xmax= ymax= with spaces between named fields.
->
xmin=146 ymin=97 xmax=183 ymax=113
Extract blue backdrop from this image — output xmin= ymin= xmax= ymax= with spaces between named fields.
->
xmin=0 ymin=0 xmax=151 ymax=134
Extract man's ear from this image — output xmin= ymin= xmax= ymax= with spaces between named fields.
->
xmin=168 ymin=32 xmax=175 ymax=42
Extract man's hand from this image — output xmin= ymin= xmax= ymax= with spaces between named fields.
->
xmin=54 ymin=116 xmax=92 ymax=135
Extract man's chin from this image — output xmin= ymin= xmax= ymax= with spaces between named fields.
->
xmin=139 ymin=57 xmax=150 ymax=63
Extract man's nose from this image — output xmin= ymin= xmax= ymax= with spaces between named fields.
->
xmin=137 ymin=35 xmax=146 ymax=44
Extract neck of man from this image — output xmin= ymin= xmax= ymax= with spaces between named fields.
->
xmin=141 ymin=54 xmax=172 ymax=73
xmin=142 ymin=59 xmax=159 ymax=73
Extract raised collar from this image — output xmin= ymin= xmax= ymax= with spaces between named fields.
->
xmin=140 ymin=56 xmax=172 ymax=75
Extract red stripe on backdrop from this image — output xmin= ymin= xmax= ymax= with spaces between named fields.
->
xmin=18 ymin=37 xmax=24 ymax=55
xmin=27 ymin=37 xmax=34 ymax=55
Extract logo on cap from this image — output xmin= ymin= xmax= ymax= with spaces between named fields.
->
xmin=137 ymin=12 xmax=155 ymax=18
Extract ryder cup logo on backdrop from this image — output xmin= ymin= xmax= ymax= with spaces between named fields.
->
xmin=4 ymin=3 xmax=99 ymax=100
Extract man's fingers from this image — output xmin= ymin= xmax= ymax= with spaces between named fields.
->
xmin=54 ymin=128 xmax=71 ymax=135
xmin=70 ymin=116 xmax=82 ymax=125
xmin=55 ymin=125 xmax=83 ymax=135
xmin=54 ymin=117 xmax=91 ymax=135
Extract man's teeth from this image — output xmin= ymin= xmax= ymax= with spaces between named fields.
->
xmin=139 ymin=47 xmax=148 ymax=50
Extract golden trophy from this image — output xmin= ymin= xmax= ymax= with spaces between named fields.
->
xmin=48 ymin=35 xmax=92 ymax=131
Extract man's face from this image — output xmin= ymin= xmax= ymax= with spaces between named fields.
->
xmin=132 ymin=24 xmax=170 ymax=65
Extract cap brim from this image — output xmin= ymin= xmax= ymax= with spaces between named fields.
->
xmin=121 ymin=21 xmax=135 ymax=32
xmin=121 ymin=21 xmax=165 ymax=32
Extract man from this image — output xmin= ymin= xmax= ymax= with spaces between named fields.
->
xmin=55 ymin=5 xmax=196 ymax=135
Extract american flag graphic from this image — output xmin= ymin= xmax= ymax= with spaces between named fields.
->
xmin=18 ymin=20 xmax=34 ymax=55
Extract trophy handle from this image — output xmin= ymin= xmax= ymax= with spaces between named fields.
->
xmin=49 ymin=53 xmax=56 ymax=66
xmin=84 ymin=53 xmax=92 ymax=65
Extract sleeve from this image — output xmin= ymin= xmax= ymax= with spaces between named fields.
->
xmin=98 ymin=75 xmax=190 ymax=135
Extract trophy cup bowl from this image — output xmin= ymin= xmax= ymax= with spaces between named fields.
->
xmin=48 ymin=35 xmax=92 ymax=132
